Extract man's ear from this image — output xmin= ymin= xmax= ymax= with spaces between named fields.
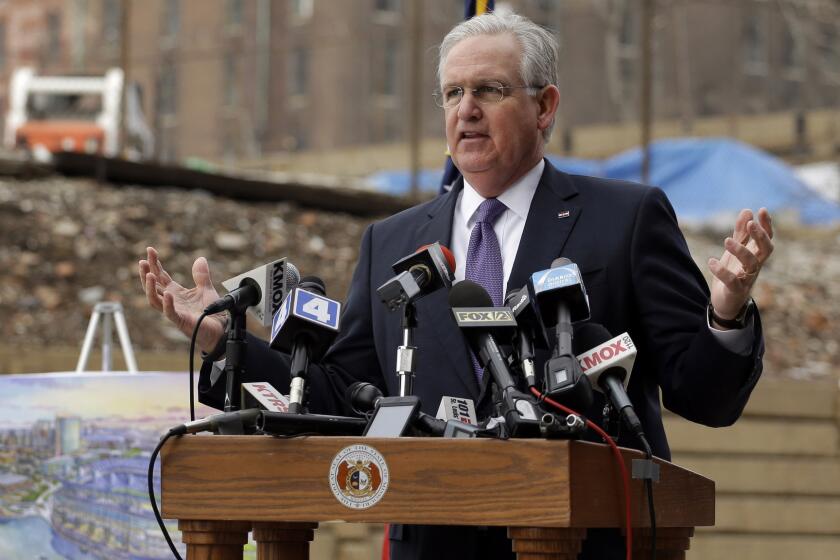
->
xmin=536 ymin=85 xmax=560 ymax=132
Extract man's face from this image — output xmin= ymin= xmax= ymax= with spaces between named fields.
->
xmin=441 ymin=33 xmax=553 ymax=198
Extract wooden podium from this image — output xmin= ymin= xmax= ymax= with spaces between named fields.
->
xmin=161 ymin=436 xmax=714 ymax=559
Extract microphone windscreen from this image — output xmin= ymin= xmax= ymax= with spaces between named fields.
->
xmin=572 ymin=322 xmax=613 ymax=355
xmin=298 ymin=275 xmax=326 ymax=295
xmin=346 ymin=382 xmax=382 ymax=412
xmin=417 ymin=243 xmax=457 ymax=273
xmin=551 ymin=256 xmax=573 ymax=268
xmin=448 ymin=279 xmax=493 ymax=308
xmin=504 ymin=286 xmax=522 ymax=307
xmin=439 ymin=245 xmax=456 ymax=274
xmin=286 ymin=263 xmax=301 ymax=291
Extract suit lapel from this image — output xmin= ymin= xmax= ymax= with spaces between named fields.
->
xmin=507 ymin=162 xmax=582 ymax=294
xmin=414 ymin=178 xmax=481 ymax=398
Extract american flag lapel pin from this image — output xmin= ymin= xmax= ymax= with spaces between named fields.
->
xmin=557 ymin=210 xmax=570 ymax=219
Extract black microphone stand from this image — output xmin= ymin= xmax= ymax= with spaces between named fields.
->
xmin=397 ymin=302 xmax=417 ymax=396
xmin=287 ymin=336 xmax=310 ymax=414
xmin=223 ymin=308 xmax=248 ymax=419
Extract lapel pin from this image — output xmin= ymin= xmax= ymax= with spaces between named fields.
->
xmin=557 ymin=210 xmax=570 ymax=219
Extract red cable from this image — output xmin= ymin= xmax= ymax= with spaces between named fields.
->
xmin=531 ymin=387 xmax=633 ymax=560
xmin=381 ymin=523 xmax=391 ymax=560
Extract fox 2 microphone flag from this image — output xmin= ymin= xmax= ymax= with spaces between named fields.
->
xmin=437 ymin=0 xmax=495 ymax=195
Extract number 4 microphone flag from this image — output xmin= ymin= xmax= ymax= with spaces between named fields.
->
xmin=437 ymin=0 xmax=495 ymax=195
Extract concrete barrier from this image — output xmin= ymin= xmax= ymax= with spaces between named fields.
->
xmin=665 ymin=379 xmax=840 ymax=560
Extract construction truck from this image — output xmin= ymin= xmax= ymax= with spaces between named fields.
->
xmin=3 ymin=67 xmax=153 ymax=161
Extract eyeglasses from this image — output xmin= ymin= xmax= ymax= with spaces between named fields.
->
xmin=433 ymin=82 xmax=545 ymax=108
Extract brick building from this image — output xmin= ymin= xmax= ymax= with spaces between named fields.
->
xmin=0 ymin=0 xmax=837 ymax=164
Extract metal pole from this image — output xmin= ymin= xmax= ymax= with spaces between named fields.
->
xmin=397 ymin=303 xmax=417 ymax=397
xmin=113 ymin=306 xmax=139 ymax=372
xmin=101 ymin=310 xmax=113 ymax=372
xmin=640 ymin=0 xmax=655 ymax=183
xmin=75 ymin=310 xmax=101 ymax=372
xmin=672 ymin=0 xmax=694 ymax=134
xmin=119 ymin=0 xmax=131 ymax=157
xmin=255 ymin=0 xmax=271 ymax=156
xmin=407 ymin=0 xmax=424 ymax=198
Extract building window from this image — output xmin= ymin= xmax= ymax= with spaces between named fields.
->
xmin=290 ymin=0 xmax=313 ymax=20
xmin=102 ymin=0 xmax=121 ymax=50
xmin=162 ymin=0 xmax=181 ymax=39
xmin=223 ymin=52 xmax=239 ymax=107
xmin=156 ymin=60 xmax=178 ymax=116
xmin=742 ymin=9 xmax=768 ymax=75
xmin=294 ymin=127 xmax=308 ymax=150
xmin=46 ymin=12 xmax=61 ymax=64
xmin=373 ymin=0 xmax=400 ymax=25
xmin=818 ymin=24 xmax=839 ymax=80
xmin=0 ymin=22 xmax=6 ymax=71
xmin=375 ymin=0 xmax=400 ymax=12
xmin=781 ymin=16 xmax=805 ymax=79
xmin=382 ymin=38 xmax=398 ymax=96
xmin=288 ymin=48 xmax=308 ymax=97
xmin=383 ymin=110 xmax=399 ymax=142
xmin=226 ymin=0 xmax=243 ymax=26
xmin=284 ymin=118 xmax=308 ymax=151
xmin=614 ymin=0 xmax=638 ymax=116
xmin=618 ymin=2 xmax=637 ymax=50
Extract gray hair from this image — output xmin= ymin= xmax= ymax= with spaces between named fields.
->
xmin=438 ymin=12 xmax=559 ymax=141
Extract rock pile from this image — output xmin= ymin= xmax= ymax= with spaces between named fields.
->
xmin=0 ymin=176 xmax=368 ymax=351
xmin=0 ymin=175 xmax=837 ymax=380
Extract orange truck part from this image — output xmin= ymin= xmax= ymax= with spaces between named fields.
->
xmin=15 ymin=121 xmax=106 ymax=154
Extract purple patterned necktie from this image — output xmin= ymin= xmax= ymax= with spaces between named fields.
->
xmin=465 ymin=197 xmax=507 ymax=381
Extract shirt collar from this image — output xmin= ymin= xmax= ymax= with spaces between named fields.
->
xmin=460 ymin=159 xmax=544 ymax=226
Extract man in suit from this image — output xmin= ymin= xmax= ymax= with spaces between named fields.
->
xmin=139 ymin=12 xmax=773 ymax=559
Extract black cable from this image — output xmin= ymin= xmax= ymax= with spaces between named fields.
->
xmin=188 ymin=313 xmax=208 ymax=422
xmin=148 ymin=430 xmax=184 ymax=560
xmin=639 ymin=435 xmax=657 ymax=560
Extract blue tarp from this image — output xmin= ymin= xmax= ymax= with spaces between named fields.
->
xmin=367 ymin=138 xmax=840 ymax=225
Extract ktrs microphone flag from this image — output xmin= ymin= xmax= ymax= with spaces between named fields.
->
xmin=437 ymin=0 xmax=495 ymax=195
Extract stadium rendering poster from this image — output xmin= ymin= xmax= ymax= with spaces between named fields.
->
xmin=0 ymin=372 xmax=223 ymax=559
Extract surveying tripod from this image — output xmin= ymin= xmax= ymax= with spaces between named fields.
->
xmin=75 ymin=302 xmax=138 ymax=373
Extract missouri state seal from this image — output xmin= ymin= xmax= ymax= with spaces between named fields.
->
xmin=328 ymin=444 xmax=390 ymax=509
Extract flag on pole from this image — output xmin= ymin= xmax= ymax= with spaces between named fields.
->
xmin=438 ymin=0 xmax=495 ymax=195
xmin=464 ymin=0 xmax=494 ymax=19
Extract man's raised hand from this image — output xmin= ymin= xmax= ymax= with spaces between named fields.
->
xmin=138 ymin=246 xmax=226 ymax=353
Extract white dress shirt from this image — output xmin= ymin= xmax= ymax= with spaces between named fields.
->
xmin=451 ymin=159 xmax=544 ymax=289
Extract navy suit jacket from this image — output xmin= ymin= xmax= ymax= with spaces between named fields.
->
xmin=200 ymin=161 xmax=764 ymax=559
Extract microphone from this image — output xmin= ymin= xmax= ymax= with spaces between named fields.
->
xmin=270 ymin=276 xmax=341 ymax=413
xmin=205 ymin=259 xmax=301 ymax=327
xmin=347 ymin=381 xmax=385 ymax=413
xmin=345 ymin=382 xmax=454 ymax=437
xmin=573 ymin=323 xmax=644 ymax=439
xmin=449 ymin=280 xmax=543 ymax=437
xmin=436 ymin=396 xmax=478 ymax=426
xmin=528 ymin=258 xmax=593 ymax=408
xmin=378 ymin=242 xmax=456 ymax=396
xmin=505 ymin=286 xmax=549 ymax=388
xmin=377 ymin=242 xmax=455 ymax=310
xmin=344 ymin=381 xmax=478 ymax=426
xmin=169 ymin=408 xmax=261 ymax=436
